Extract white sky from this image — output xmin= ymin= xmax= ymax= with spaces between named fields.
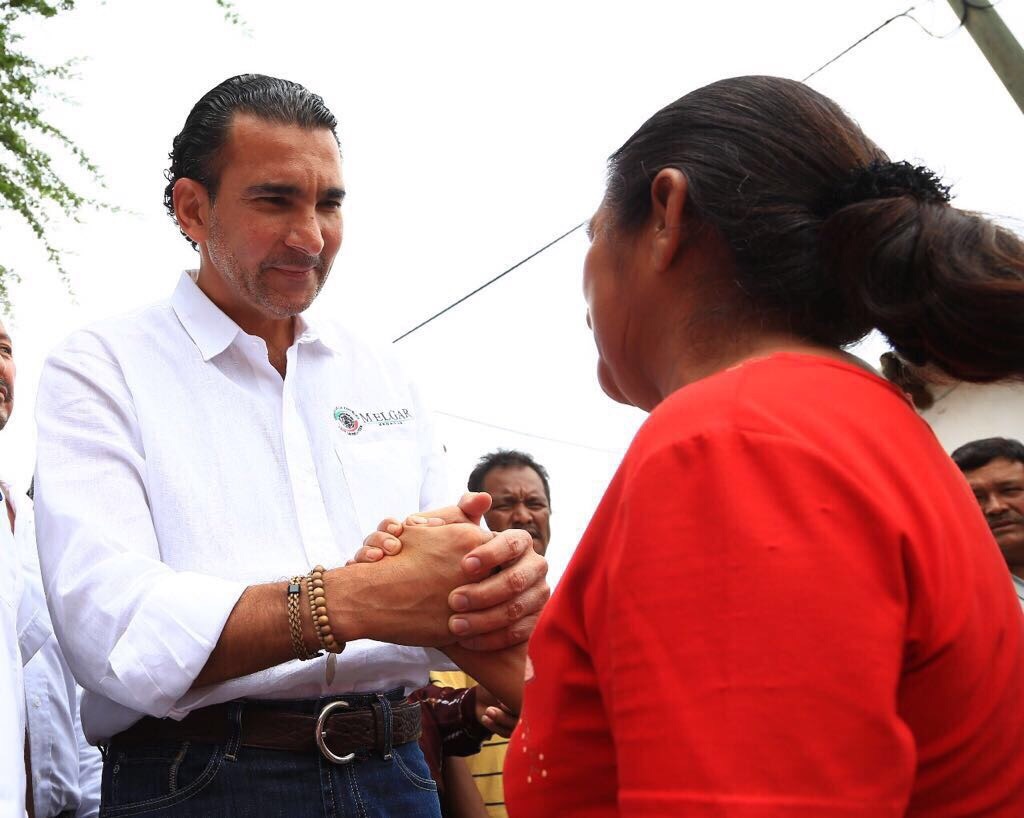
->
xmin=3 ymin=0 xmax=1023 ymax=583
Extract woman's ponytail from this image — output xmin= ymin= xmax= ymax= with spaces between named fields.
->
xmin=821 ymin=191 xmax=1024 ymax=382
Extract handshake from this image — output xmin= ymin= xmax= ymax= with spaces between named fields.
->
xmin=321 ymin=492 xmax=548 ymax=709
xmin=334 ymin=491 xmax=547 ymax=711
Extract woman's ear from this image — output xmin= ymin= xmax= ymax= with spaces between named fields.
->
xmin=172 ymin=178 xmax=212 ymax=247
xmin=649 ymin=168 xmax=689 ymax=274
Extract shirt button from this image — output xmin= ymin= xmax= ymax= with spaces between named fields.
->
xmin=32 ymin=696 xmax=41 ymax=708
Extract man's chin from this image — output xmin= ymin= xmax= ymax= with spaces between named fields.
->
xmin=256 ymin=289 xmax=320 ymax=319
xmin=995 ymin=529 xmax=1024 ymax=564
xmin=258 ymin=272 xmax=327 ymax=316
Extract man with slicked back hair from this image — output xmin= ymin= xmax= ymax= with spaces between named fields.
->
xmin=33 ymin=74 xmax=548 ymax=817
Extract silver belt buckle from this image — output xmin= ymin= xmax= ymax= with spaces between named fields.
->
xmin=315 ymin=700 xmax=356 ymax=764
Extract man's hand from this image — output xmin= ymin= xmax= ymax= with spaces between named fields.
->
xmin=351 ymin=493 xmax=550 ymax=651
xmin=351 ymin=492 xmax=492 ymax=563
xmin=475 ymin=685 xmax=518 ymax=738
xmin=445 ymin=528 xmax=548 ymax=651
xmin=330 ymin=522 xmax=503 ymax=647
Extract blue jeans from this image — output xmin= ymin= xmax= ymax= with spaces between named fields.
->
xmin=98 ymin=692 xmax=441 ymax=818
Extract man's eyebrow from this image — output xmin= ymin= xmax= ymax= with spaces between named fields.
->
xmin=244 ymin=183 xmax=300 ymax=198
xmin=243 ymin=184 xmax=346 ymax=201
xmin=0 ymin=333 xmax=12 ymax=344
xmin=585 ymin=218 xmax=595 ymax=241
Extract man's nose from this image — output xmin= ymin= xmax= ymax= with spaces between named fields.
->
xmin=509 ymin=503 xmax=532 ymax=524
xmin=984 ymin=494 xmax=1010 ymax=516
xmin=286 ymin=211 xmax=325 ymax=256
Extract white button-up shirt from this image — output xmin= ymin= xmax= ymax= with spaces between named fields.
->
xmin=2 ymin=481 xmax=50 ymax=818
xmin=13 ymin=482 xmax=102 ymax=818
xmin=35 ymin=272 xmax=449 ymax=743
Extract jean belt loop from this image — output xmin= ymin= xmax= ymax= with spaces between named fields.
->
xmin=224 ymin=700 xmax=244 ymax=762
xmin=374 ymin=693 xmax=394 ymax=760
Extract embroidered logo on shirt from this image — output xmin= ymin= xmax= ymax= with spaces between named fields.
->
xmin=333 ymin=407 xmax=362 ymax=435
xmin=334 ymin=406 xmax=412 ymax=435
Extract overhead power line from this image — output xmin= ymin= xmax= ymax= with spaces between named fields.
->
xmin=803 ymin=7 xmax=919 ymax=82
xmin=394 ymin=5 xmax=986 ymax=346
xmin=389 ymin=2 xmax=1001 ymax=451
xmin=392 ymin=221 xmax=586 ymax=343
xmin=801 ymin=1 xmax=999 ymax=83
xmin=395 ymin=5 xmax=987 ymax=344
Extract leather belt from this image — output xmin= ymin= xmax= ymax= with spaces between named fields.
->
xmin=111 ymin=698 xmax=422 ymax=762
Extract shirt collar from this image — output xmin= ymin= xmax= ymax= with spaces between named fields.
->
xmin=0 ymin=479 xmax=20 ymax=518
xmin=169 ymin=271 xmax=341 ymax=359
xmin=298 ymin=311 xmax=343 ymax=354
xmin=170 ymin=272 xmax=244 ymax=362
xmin=1013 ymin=574 xmax=1024 ymax=600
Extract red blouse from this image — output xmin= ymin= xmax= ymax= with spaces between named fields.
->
xmin=505 ymin=354 xmax=1024 ymax=817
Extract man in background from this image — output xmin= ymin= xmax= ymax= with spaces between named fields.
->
xmin=0 ymin=319 xmax=101 ymax=818
xmin=438 ymin=450 xmax=553 ymax=817
xmin=469 ymin=449 xmax=552 ymax=558
xmin=952 ymin=437 xmax=1024 ymax=609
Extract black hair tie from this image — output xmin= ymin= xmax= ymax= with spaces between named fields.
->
xmin=819 ymin=160 xmax=952 ymax=217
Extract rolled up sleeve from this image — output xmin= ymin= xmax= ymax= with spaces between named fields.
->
xmin=34 ymin=334 xmax=247 ymax=719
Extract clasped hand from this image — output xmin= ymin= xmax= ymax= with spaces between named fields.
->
xmin=351 ymin=492 xmax=549 ymax=651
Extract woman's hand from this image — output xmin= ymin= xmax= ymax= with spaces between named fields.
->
xmin=476 ymin=685 xmax=519 ymax=738
xmin=350 ymin=492 xmax=492 ymax=563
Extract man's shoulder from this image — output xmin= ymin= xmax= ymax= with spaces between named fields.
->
xmin=48 ymin=299 xmax=179 ymax=363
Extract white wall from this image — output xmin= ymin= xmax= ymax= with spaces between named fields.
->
xmin=921 ymin=382 xmax=1024 ymax=453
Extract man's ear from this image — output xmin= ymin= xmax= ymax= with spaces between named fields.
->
xmin=648 ymin=168 xmax=689 ymax=274
xmin=173 ymin=178 xmax=212 ymax=246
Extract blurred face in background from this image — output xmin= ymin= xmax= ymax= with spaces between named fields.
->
xmin=965 ymin=457 xmax=1024 ymax=576
xmin=483 ymin=466 xmax=551 ymax=556
xmin=0 ymin=322 xmax=16 ymax=430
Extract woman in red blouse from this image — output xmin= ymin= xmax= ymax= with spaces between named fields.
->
xmin=502 ymin=76 xmax=1024 ymax=816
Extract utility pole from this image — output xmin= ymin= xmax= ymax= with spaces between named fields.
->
xmin=946 ymin=0 xmax=1024 ymax=115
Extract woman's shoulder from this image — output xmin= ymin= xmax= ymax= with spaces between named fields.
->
xmin=639 ymin=351 xmax=919 ymax=451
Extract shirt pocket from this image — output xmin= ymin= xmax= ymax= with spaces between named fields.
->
xmin=334 ymin=437 xmax=423 ymax=536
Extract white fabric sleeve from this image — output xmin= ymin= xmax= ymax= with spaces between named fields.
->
xmin=34 ymin=336 xmax=247 ymax=718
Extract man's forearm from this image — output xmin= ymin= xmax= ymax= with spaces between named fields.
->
xmin=193 ymin=523 xmax=538 ymax=690
xmin=192 ymin=561 xmax=449 ymax=689
xmin=441 ymin=643 xmax=526 ymax=713
xmin=192 ymin=579 xmax=316 ymax=689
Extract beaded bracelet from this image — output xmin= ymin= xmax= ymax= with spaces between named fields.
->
xmin=287 ymin=576 xmax=321 ymax=661
xmin=307 ymin=565 xmax=344 ymax=654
